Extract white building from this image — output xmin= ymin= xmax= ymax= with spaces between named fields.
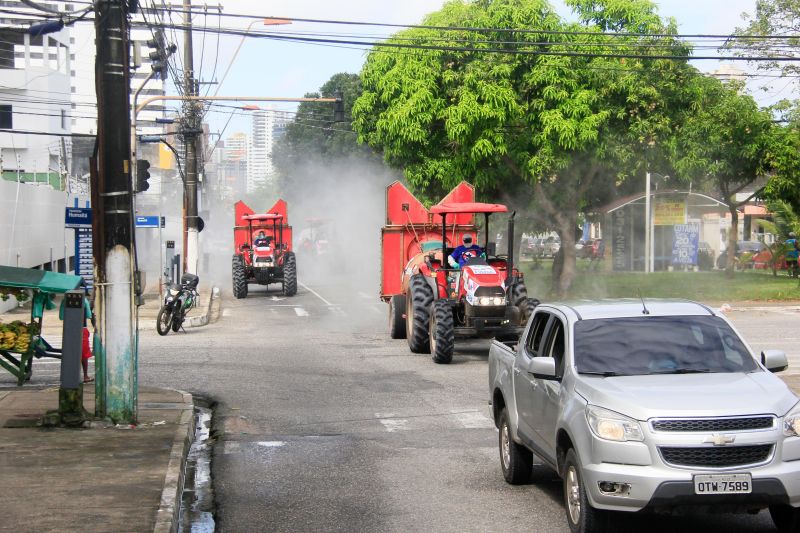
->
xmin=0 ymin=8 xmax=72 ymax=186
xmin=246 ymin=108 xmax=290 ymax=193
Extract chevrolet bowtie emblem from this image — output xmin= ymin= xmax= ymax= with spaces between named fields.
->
xmin=703 ymin=434 xmax=736 ymax=446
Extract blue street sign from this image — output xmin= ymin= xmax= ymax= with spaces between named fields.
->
xmin=135 ymin=215 xmax=160 ymax=228
xmin=65 ymin=207 xmax=92 ymax=228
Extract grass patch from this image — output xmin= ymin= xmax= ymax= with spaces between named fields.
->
xmin=520 ymin=260 xmax=800 ymax=303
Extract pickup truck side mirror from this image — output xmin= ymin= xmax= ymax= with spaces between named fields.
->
xmin=762 ymin=350 xmax=788 ymax=373
xmin=529 ymin=357 xmax=557 ymax=379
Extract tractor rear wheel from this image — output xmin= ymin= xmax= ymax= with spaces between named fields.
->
xmin=232 ymin=255 xmax=248 ymax=299
xmin=406 ymin=274 xmax=433 ymax=353
xmin=431 ymin=299 xmax=454 ymax=364
xmin=282 ymin=252 xmax=298 ymax=296
xmin=389 ymin=294 xmax=407 ymax=339
xmin=512 ymin=283 xmax=536 ymax=325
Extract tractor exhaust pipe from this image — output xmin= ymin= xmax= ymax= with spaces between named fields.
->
xmin=506 ymin=212 xmax=515 ymax=293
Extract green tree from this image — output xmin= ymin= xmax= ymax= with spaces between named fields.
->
xmin=732 ymin=0 xmax=800 ymax=78
xmin=754 ymin=199 xmax=800 ymax=276
xmin=353 ymin=0 xmax=696 ymax=294
xmin=672 ymin=76 xmax=788 ymax=277
xmin=273 ymin=72 xmax=380 ymax=191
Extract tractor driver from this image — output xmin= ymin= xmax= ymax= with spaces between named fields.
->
xmin=447 ymin=234 xmax=483 ymax=268
xmin=254 ymin=231 xmax=270 ymax=247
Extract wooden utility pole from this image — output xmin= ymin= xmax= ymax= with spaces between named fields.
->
xmin=93 ymin=0 xmax=137 ymax=422
xmin=183 ymin=0 xmax=200 ymax=275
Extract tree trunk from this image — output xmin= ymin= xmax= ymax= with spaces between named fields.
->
xmin=726 ymin=205 xmax=738 ymax=279
xmin=555 ymin=215 xmax=578 ymax=297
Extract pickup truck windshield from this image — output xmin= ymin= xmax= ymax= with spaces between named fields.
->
xmin=574 ymin=316 xmax=759 ymax=376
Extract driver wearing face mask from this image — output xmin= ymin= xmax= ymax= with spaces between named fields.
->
xmin=447 ymin=234 xmax=483 ymax=268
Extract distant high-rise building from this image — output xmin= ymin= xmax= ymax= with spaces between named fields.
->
xmin=224 ymin=132 xmax=248 ymax=196
xmin=246 ymin=108 xmax=291 ymax=193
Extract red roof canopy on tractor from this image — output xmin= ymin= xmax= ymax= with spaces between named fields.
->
xmin=430 ymin=203 xmax=508 ymax=215
xmin=243 ymin=213 xmax=283 ymax=221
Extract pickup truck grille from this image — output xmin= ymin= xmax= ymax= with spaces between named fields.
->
xmin=659 ymin=445 xmax=773 ymax=468
xmin=651 ymin=417 xmax=775 ymax=432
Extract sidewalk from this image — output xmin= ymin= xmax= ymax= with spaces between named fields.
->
xmin=0 ymin=386 xmax=194 ymax=533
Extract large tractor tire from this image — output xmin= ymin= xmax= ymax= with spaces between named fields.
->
xmin=511 ymin=282 xmax=537 ymax=325
xmin=430 ymin=299 xmax=455 ymax=364
xmin=406 ymin=274 xmax=433 ymax=353
xmin=282 ymin=252 xmax=298 ymax=297
xmin=389 ymin=294 xmax=407 ymax=339
xmin=232 ymin=254 xmax=248 ymax=299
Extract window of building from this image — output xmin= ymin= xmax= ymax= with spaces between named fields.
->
xmin=0 ymin=105 xmax=12 ymax=129
xmin=61 ymin=109 xmax=66 ymax=130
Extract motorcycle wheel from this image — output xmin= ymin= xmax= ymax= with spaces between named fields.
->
xmin=156 ymin=306 xmax=173 ymax=336
xmin=171 ymin=312 xmax=183 ymax=332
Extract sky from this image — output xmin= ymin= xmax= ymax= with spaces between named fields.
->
xmin=175 ymin=0 xmax=763 ymax=138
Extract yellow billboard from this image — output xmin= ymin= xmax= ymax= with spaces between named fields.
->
xmin=654 ymin=201 xmax=685 ymax=225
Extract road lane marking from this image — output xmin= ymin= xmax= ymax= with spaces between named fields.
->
xmin=451 ymin=410 xmax=495 ymax=429
xmin=223 ymin=441 xmax=241 ymax=455
xmin=300 ymin=281 xmax=334 ymax=306
xmin=358 ymin=291 xmax=372 ymax=300
xmin=376 ymin=412 xmax=410 ymax=432
xmin=294 ymin=307 xmax=309 ymax=317
xmin=257 ymin=441 xmax=285 ymax=448
xmin=379 ymin=418 xmax=409 ymax=432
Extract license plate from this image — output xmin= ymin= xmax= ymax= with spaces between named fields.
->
xmin=693 ymin=473 xmax=752 ymax=495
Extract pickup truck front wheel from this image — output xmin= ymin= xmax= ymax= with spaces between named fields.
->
xmin=498 ymin=408 xmax=532 ymax=484
xmin=563 ymin=448 xmax=609 ymax=533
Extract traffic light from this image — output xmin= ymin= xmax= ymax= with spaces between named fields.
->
xmin=145 ymin=30 xmax=176 ymax=81
xmin=333 ymin=90 xmax=345 ymax=122
xmin=136 ymin=159 xmax=151 ymax=192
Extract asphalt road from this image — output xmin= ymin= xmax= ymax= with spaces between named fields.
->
xmin=6 ymin=279 xmax=799 ymax=532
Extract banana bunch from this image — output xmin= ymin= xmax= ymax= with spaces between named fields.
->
xmin=0 ymin=321 xmax=33 ymax=352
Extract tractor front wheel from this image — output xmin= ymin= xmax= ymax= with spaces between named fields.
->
xmin=282 ymin=252 xmax=298 ymax=296
xmin=406 ymin=274 xmax=433 ymax=353
xmin=512 ymin=283 xmax=537 ymax=325
xmin=232 ymin=255 xmax=248 ymax=299
xmin=389 ymin=294 xmax=407 ymax=339
xmin=430 ymin=299 xmax=454 ymax=364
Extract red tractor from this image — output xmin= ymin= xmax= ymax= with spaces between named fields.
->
xmin=381 ymin=181 xmax=537 ymax=364
xmin=232 ymin=199 xmax=297 ymax=299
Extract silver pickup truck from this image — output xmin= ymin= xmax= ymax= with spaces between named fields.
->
xmin=488 ymin=299 xmax=800 ymax=533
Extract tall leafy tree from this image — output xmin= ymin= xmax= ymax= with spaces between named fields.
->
xmin=273 ymin=72 xmax=382 ymax=195
xmin=732 ymin=0 xmax=800 ymax=79
xmin=672 ymin=76 xmax=791 ymax=277
xmin=353 ymin=0 xmax=696 ymax=294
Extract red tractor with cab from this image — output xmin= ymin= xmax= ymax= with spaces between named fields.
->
xmin=232 ymin=199 xmax=297 ymax=299
xmin=381 ymin=181 xmax=538 ymax=364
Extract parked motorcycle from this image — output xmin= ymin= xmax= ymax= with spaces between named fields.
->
xmin=156 ymin=273 xmax=199 ymax=336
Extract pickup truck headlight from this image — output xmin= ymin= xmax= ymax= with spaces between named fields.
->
xmin=784 ymin=403 xmax=800 ymax=437
xmin=586 ymin=406 xmax=644 ymax=442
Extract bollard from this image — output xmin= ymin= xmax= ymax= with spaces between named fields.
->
xmin=58 ymin=290 xmax=86 ymax=426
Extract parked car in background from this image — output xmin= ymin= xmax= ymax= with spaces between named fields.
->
xmin=520 ymin=237 xmax=537 ymax=259
xmin=697 ymin=241 xmax=714 ymax=271
xmin=716 ymin=241 xmax=767 ymax=270
xmin=543 ymin=236 xmax=561 ymax=258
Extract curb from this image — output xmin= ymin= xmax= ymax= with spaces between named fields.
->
xmin=187 ymin=286 xmax=220 ymax=328
xmin=153 ymin=390 xmax=195 ymax=533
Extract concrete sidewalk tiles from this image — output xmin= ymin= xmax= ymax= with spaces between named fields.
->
xmin=0 ymin=386 xmax=194 ymax=533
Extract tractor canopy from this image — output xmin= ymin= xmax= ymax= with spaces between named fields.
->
xmin=430 ymin=203 xmax=508 ymax=215
xmin=234 ymin=199 xmax=293 ymax=254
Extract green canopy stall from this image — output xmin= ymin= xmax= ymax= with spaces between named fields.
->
xmin=0 ymin=265 xmax=85 ymax=385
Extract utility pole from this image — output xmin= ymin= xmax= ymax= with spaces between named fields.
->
xmin=182 ymin=0 xmax=200 ymax=275
xmin=93 ymin=0 xmax=137 ymax=423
